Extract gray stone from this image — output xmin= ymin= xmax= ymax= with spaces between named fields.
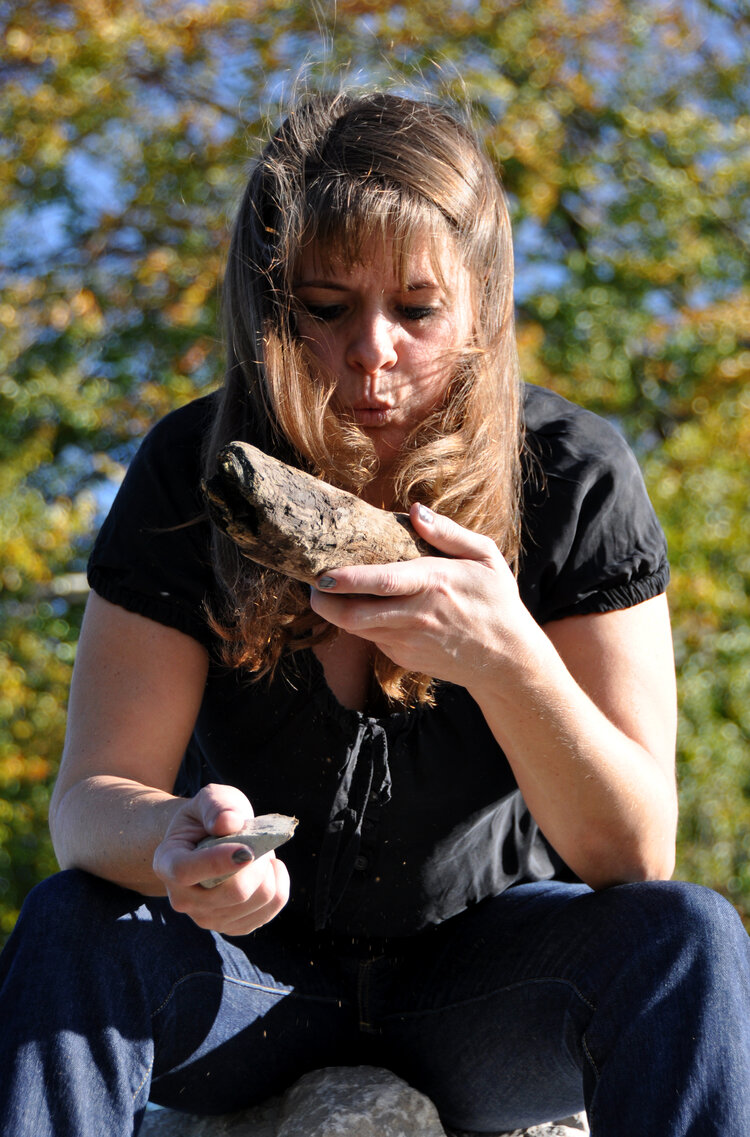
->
xmin=277 ymin=1066 xmax=446 ymax=1136
xmin=445 ymin=1112 xmax=589 ymax=1137
xmin=139 ymin=1096 xmax=278 ymax=1137
xmin=473 ymin=1118 xmax=589 ymax=1137
xmin=140 ymin=1096 xmax=280 ymax=1137
xmin=139 ymin=1066 xmax=589 ymax=1137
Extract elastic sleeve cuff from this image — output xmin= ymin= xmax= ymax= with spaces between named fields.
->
xmin=87 ymin=567 xmax=214 ymax=649
xmin=541 ymin=561 xmax=670 ymax=623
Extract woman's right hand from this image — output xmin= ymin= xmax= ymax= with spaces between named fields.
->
xmin=50 ymin=594 xmax=290 ymax=927
xmin=152 ymin=784 xmax=291 ymax=935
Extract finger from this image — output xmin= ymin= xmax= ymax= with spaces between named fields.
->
xmin=409 ymin=503 xmax=499 ymax=563
xmin=158 ymin=839 xmax=257 ymax=890
xmin=224 ymin=858 xmax=291 ymax=933
xmin=312 ymin=557 xmax=429 ymax=599
xmin=197 ymin=783 xmax=255 ymax=839
xmin=309 ymin=592 xmax=413 ymax=642
xmin=172 ymin=842 xmax=280 ymax=897
xmin=230 ymin=856 xmax=290 ymax=922
xmin=178 ymin=856 xmax=290 ymax=933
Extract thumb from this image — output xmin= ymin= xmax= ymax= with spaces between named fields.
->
xmin=197 ymin=784 xmax=255 ymax=839
xmin=410 ymin=503 xmax=498 ymax=564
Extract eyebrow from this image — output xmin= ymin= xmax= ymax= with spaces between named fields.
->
xmin=293 ymin=278 xmax=442 ymax=292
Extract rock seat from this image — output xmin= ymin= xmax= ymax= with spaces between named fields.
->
xmin=140 ymin=1066 xmax=589 ymax=1137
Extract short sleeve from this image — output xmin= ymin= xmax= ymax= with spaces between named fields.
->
xmin=87 ymin=394 xmax=218 ymax=646
xmin=518 ymin=385 xmax=669 ymax=625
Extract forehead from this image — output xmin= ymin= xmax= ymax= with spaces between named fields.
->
xmin=295 ymin=227 xmax=465 ymax=290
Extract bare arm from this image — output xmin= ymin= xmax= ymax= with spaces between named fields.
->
xmin=472 ymin=596 xmax=677 ymax=887
xmin=50 ymin=592 xmax=289 ymax=932
xmin=309 ymin=504 xmax=678 ymax=889
xmin=50 ymin=593 xmax=209 ymax=890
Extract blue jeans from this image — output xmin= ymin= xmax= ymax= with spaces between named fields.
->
xmin=1 ymin=871 xmax=748 ymax=1136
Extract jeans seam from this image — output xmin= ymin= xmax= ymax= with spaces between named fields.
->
xmin=377 ymin=975 xmax=597 ymax=1023
xmin=149 ymin=971 xmax=293 ymax=1020
xmin=581 ymin=1032 xmax=600 ymax=1078
xmin=132 ymin=1060 xmax=153 ymax=1105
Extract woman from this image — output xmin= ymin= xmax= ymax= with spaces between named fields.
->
xmin=1 ymin=91 xmax=748 ymax=1136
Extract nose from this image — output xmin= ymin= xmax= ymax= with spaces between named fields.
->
xmin=345 ymin=312 xmax=398 ymax=375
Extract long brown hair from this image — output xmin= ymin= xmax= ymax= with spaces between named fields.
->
xmin=204 ymin=90 xmax=522 ymax=706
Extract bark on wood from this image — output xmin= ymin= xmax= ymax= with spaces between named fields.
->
xmin=202 ymin=442 xmax=439 ymax=585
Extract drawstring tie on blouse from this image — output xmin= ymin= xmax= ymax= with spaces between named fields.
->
xmin=314 ymin=719 xmax=392 ymax=930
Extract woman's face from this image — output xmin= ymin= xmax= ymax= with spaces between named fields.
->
xmin=293 ymin=232 xmax=473 ymax=470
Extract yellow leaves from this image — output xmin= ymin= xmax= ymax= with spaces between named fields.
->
xmin=141 ymin=248 xmax=179 ymax=279
xmin=0 ymin=425 xmax=54 ymax=490
xmin=0 ymin=665 xmax=27 ymax=720
xmin=136 ymin=252 xmax=219 ymax=333
xmin=35 ymin=123 xmax=70 ymax=168
xmin=70 ymin=289 xmax=105 ymax=335
xmin=121 ymin=378 xmax=197 ymax=428
xmin=523 ymin=177 xmax=560 ymax=223
xmin=165 ymin=301 xmax=200 ymax=327
xmin=5 ymin=27 xmax=33 ymax=56
xmin=516 ymin=321 xmax=548 ymax=386
xmin=0 ymin=464 xmax=97 ymax=596
xmin=0 ymin=754 xmax=50 ymax=787
xmin=2 ymin=536 xmax=47 ymax=588
xmin=177 ymin=338 xmax=212 ymax=375
xmin=683 ymin=293 xmax=750 ymax=341
xmin=49 ymin=301 xmax=71 ymax=332
xmin=30 ymin=84 xmax=59 ymax=114
xmin=164 ymin=271 xmax=217 ymax=327
xmin=718 ymin=353 xmax=750 ymax=382
xmin=489 ymin=104 xmax=565 ymax=218
xmin=183 ymin=276 xmax=214 ymax=308
xmin=0 ymin=629 xmax=71 ymax=770
xmin=645 ymin=393 xmax=750 ymax=633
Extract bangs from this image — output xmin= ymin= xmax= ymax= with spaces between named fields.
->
xmin=296 ymin=178 xmax=455 ymax=289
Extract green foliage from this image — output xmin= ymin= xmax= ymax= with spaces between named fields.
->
xmin=645 ymin=393 xmax=750 ymax=923
xmin=1 ymin=0 xmax=748 ymax=941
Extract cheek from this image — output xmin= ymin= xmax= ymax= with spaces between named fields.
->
xmin=408 ymin=326 xmax=465 ymax=384
xmin=297 ymin=321 xmax=339 ymax=369
xmin=405 ymin=358 xmax=454 ymax=415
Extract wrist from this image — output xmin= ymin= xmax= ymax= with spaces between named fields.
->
xmin=465 ymin=606 xmax=557 ymax=707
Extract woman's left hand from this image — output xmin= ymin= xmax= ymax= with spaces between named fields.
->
xmin=311 ymin=502 xmax=679 ymax=890
xmin=309 ymin=503 xmax=532 ymax=688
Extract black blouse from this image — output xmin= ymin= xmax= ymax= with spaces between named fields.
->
xmin=88 ymin=384 xmax=669 ymax=938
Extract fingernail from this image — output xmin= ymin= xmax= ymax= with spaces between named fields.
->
xmin=417 ymin=503 xmax=434 ymax=524
xmin=232 ymin=848 xmax=253 ymax=865
xmin=317 ymin=575 xmax=337 ymax=590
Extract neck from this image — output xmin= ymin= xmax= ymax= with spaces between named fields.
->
xmin=362 ymin=474 xmax=397 ymax=511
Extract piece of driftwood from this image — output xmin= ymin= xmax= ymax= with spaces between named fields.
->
xmin=197 ymin=814 xmax=298 ymax=889
xmin=203 ymin=442 xmax=440 ymax=585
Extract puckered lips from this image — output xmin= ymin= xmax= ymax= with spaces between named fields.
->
xmin=348 ymin=401 xmax=394 ymax=427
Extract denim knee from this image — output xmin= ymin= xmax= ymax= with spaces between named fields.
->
xmin=11 ymin=870 xmax=142 ymax=952
xmin=608 ymin=879 xmax=747 ymax=960
xmin=19 ymin=868 xmax=125 ymax=917
xmin=577 ymin=878 xmax=750 ymax=1037
xmin=577 ymin=880 xmax=750 ymax=1135
xmin=651 ymin=879 xmax=750 ymax=987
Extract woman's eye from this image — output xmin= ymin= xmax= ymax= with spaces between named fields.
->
xmin=302 ymin=303 xmax=346 ymax=323
xmin=399 ymin=306 xmax=437 ymax=322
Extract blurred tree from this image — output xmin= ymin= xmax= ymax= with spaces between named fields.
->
xmin=1 ymin=0 xmax=748 ymax=940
